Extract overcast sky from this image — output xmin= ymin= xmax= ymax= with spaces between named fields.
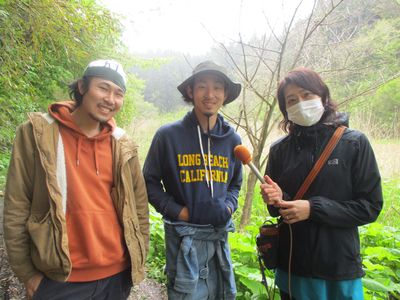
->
xmin=99 ymin=0 xmax=313 ymax=55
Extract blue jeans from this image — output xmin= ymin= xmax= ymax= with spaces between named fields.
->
xmin=164 ymin=219 xmax=236 ymax=300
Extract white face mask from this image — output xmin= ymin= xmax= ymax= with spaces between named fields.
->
xmin=287 ymin=98 xmax=325 ymax=127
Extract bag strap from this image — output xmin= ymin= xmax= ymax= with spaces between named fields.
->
xmin=294 ymin=125 xmax=346 ymax=200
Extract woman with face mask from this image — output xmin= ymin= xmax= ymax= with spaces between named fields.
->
xmin=260 ymin=68 xmax=383 ymax=300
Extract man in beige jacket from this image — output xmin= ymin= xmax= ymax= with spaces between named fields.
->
xmin=4 ymin=59 xmax=149 ymax=300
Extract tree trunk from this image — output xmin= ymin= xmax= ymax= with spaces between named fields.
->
xmin=239 ymin=171 xmax=258 ymax=230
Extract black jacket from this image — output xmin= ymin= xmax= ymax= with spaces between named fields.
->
xmin=266 ymin=117 xmax=383 ymax=280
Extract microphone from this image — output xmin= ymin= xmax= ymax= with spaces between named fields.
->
xmin=234 ymin=145 xmax=266 ymax=184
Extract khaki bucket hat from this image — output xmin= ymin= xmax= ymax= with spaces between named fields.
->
xmin=177 ymin=61 xmax=241 ymax=104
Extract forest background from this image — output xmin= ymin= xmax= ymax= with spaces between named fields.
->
xmin=0 ymin=0 xmax=399 ymax=299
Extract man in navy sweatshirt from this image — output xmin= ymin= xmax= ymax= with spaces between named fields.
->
xmin=143 ymin=61 xmax=243 ymax=299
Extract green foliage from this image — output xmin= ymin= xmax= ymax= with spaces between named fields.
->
xmin=134 ymin=55 xmax=192 ymax=112
xmin=360 ymin=222 xmax=400 ymax=299
xmin=145 ymin=176 xmax=400 ymax=299
xmin=129 ymin=107 xmax=190 ymax=165
xmin=0 ymin=0 xmax=153 ymax=189
xmin=0 ymin=152 xmax=10 ymax=190
xmin=370 ymin=78 xmax=400 ymax=136
xmin=0 ymin=0 xmax=125 ymax=151
xmin=377 ymin=177 xmax=400 ymax=227
xmin=114 ymin=74 xmax=145 ymax=127
xmin=230 ymin=185 xmax=279 ymax=300
xmin=230 ymin=226 xmax=277 ymax=300
xmin=332 ymin=13 xmax=400 ymax=138
xmin=231 ymin=177 xmax=400 ymax=299
xmin=146 ymin=209 xmax=166 ymax=282
xmin=290 ymin=0 xmax=400 ymax=139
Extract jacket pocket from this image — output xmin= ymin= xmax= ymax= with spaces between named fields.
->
xmin=27 ymin=211 xmax=61 ymax=273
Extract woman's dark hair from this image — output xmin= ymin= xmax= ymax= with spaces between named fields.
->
xmin=277 ymin=67 xmax=337 ymax=132
xmin=68 ymin=76 xmax=92 ymax=107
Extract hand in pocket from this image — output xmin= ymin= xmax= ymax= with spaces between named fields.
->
xmin=25 ymin=273 xmax=44 ymax=299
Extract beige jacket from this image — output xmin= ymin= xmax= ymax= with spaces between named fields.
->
xmin=4 ymin=112 xmax=149 ymax=284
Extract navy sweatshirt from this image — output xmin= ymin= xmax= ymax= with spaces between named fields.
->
xmin=143 ymin=110 xmax=242 ymax=226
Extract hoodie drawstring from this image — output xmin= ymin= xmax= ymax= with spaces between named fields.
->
xmin=76 ymin=136 xmax=82 ymax=166
xmin=75 ymin=136 xmax=100 ymax=176
xmin=197 ymin=125 xmax=214 ymax=197
xmin=94 ymin=139 xmax=99 ymax=176
xmin=207 ymin=117 xmax=214 ymax=197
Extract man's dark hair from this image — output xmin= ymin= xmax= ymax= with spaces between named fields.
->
xmin=68 ymin=76 xmax=92 ymax=107
xmin=277 ymin=67 xmax=337 ymax=133
xmin=182 ymin=80 xmax=195 ymax=103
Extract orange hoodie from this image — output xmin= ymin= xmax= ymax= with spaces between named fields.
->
xmin=49 ymin=101 xmax=128 ymax=282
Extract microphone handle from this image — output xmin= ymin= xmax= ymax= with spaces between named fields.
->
xmin=248 ymin=161 xmax=266 ymax=184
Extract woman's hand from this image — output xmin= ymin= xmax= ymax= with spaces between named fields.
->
xmin=260 ymin=175 xmax=283 ymax=207
xmin=279 ymin=200 xmax=310 ymax=224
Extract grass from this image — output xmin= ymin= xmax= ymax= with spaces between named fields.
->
xmin=370 ymin=140 xmax=400 ymax=179
xmin=372 ymin=138 xmax=400 ymax=145
xmin=377 ymin=176 xmax=400 ymax=227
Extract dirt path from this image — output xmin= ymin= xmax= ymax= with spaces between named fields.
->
xmin=0 ymin=196 xmax=166 ymax=300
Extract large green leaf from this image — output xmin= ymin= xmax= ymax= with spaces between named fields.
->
xmin=239 ymin=277 xmax=267 ymax=296
xmin=363 ymin=278 xmax=391 ymax=292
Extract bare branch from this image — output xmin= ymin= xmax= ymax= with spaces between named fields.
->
xmin=338 ymin=73 xmax=400 ymax=106
xmin=248 ymin=34 xmax=266 ymax=83
xmin=262 ymin=11 xmax=283 ymax=46
xmin=277 ymin=0 xmax=304 ymax=81
xmin=290 ymin=0 xmax=317 ymax=69
xmin=305 ymin=0 xmax=345 ymax=41
xmin=239 ymin=33 xmax=249 ymax=80
xmin=290 ymin=0 xmax=345 ymax=69
xmin=235 ymin=41 xmax=281 ymax=54
xmin=182 ymin=54 xmax=194 ymax=69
